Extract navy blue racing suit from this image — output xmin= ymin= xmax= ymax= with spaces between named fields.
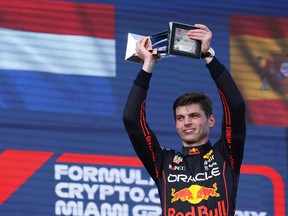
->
xmin=123 ymin=57 xmax=246 ymax=216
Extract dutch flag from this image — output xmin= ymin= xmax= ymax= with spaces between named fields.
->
xmin=0 ymin=0 xmax=116 ymax=115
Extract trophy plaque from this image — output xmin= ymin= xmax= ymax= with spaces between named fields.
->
xmin=125 ymin=21 xmax=202 ymax=63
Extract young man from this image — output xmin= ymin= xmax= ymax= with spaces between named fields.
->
xmin=123 ymin=24 xmax=246 ymax=215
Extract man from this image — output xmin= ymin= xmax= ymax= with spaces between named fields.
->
xmin=123 ymin=24 xmax=246 ymax=216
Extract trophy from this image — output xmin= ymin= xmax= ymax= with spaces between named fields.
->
xmin=125 ymin=22 xmax=202 ymax=63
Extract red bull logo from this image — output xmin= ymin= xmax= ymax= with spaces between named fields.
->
xmin=168 ymin=200 xmax=226 ymax=216
xmin=189 ymin=148 xmax=200 ymax=155
xmin=171 ymin=183 xmax=220 ymax=204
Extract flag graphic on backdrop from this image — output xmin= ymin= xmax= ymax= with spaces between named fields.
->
xmin=230 ymin=15 xmax=288 ymax=127
xmin=0 ymin=0 xmax=116 ymax=115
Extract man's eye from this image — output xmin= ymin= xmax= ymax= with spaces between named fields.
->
xmin=190 ymin=114 xmax=200 ymax=119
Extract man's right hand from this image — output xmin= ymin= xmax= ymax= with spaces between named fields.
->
xmin=135 ymin=37 xmax=159 ymax=73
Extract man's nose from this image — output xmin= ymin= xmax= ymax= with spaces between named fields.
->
xmin=184 ymin=117 xmax=192 ymax=125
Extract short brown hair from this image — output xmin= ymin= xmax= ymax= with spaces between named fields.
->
xmin=173 ymin=92 xmax=213 ymax=119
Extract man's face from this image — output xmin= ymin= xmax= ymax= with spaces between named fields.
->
xmin=175 ymin=103 xmax=215 ymax=147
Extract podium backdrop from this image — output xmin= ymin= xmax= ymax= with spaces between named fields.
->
xmin=0 ymin=0 xmax=287 ymax=215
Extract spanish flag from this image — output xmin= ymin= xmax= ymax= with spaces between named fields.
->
xmin=230 ymin=15 xmax=288 ymax=127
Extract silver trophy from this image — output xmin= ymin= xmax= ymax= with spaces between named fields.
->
xmin=125 ymin=22 xmax=202 ymax=63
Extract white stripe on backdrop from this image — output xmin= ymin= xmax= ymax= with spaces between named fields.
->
xmin=0 ymin=27 xmax=116 ymax=77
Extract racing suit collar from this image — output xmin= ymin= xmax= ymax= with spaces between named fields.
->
xmin=182 ymin=141 xmax=212 ymax=157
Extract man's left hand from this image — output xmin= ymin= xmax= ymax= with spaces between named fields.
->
xmin=187 ymin=24 xmax=212 ymax=53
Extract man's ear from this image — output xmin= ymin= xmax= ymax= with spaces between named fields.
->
xmin=208 ymin=114 xmax=215 ymax=128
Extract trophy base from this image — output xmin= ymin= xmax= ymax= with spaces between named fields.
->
xmin=125 ymin=33 xmax=143 ymax=63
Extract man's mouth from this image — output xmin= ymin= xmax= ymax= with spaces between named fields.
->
xmin=183 ymin=128 xmax=195 ymax=133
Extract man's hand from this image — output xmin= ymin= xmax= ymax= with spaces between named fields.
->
xmin=187 ymin=24 xmax=212 ymax=53
xmin=135 ymin=37 xmax=159 ymax=73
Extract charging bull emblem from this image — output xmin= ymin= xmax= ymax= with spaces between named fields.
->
xmin=171 ymin=183 xmax=220 ymax=204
